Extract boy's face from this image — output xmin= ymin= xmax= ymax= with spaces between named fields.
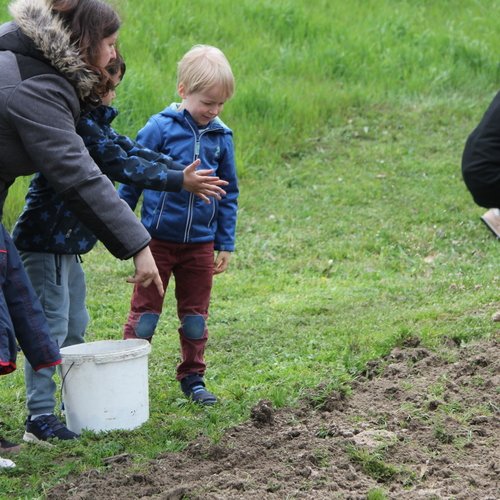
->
xmin=101 ymin=71 xmax=122 ymax=106
xmin=178 ymin=84 xmax=227 ymax=126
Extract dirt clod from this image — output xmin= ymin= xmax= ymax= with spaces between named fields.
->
xmin=250 ymin=399 xmax=274 ymax=427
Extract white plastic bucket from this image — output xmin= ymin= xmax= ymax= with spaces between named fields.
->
xmin=60 ymin=339 xmax=151 ymax=434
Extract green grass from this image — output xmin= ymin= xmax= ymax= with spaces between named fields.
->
xmin=1 ymin=0 xmax=499 ymax=497
xmin=346 ymin=445 xmax=414 ymax=484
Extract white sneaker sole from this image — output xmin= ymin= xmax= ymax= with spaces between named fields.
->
xmin=0 ymin=457 xmax=15 ymax=468
xmin=22 ymin=432 xmax=54 ymax=447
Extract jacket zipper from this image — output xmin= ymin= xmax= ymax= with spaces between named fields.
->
xmin=184 ymin=122 xmax=210 ymax=242
xmin=207 ymin=201 xmax=216 ymax=228
xmin=155 ymin=117 xmax=217 ymax=239
xmin=155 ymin=193 xmax=168 ymax=231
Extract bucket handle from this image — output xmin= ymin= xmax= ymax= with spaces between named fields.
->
xmin=59 ymin=361 xmax=75 ymax=411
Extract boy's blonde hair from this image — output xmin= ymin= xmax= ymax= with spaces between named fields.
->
xmin=177 ymin=45 xmax=234 ymax=100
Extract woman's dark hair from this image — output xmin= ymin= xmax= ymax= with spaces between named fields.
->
xmin=51 ymin=0 xmax=121 ymax=101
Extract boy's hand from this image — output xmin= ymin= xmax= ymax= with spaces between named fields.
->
xmin=182 ymin=160 xmax=228 ymax=203
xmin=214 ymin=251 xmax=232 ymax=275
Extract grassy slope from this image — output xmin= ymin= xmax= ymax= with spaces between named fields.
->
xmin=0 ymin=0 xmax=499 ymax=497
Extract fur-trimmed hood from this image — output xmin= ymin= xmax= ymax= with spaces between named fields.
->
xmin=6 ymin=0 xmax=99 ymax=100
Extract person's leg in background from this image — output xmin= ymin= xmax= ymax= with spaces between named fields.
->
xmin=0 ymin=226 xmax=59 ymax=460
xmin=0 ymin=289 xmax=20 ymax=467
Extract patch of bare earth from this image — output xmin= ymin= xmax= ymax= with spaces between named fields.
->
xmin=47 ymin=337 xmax=499 ymax=499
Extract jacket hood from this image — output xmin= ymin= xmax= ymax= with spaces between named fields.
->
xmin=162 ymin=102 xmax=232 ymax=134
xmin=6 ymin=0 xmax=99 ymax=101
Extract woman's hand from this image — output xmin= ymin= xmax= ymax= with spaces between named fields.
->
xmin=127 ymin=246 xmax=164 ymax=296
xmin=182 ymin=160 xmax=228 ymax=203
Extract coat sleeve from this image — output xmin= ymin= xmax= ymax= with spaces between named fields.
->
xmin=117 ymin=116 xmax=166 ymax=210
xmin=7 ymin=74 xmax=150 ymax=259
xmin=76 ymin=115 xmax=185 ymax=192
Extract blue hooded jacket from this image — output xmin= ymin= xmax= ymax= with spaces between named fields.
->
xmin=118 ymin=104 xmax=239 ymax=251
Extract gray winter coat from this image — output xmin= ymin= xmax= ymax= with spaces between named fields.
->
xmin=0 ymin=0 xmax=150 ymax=259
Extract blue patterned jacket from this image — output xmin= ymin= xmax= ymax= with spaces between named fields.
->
xmin=12 ymin=105 xmax=185 ymax=254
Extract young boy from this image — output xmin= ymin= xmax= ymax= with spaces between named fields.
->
xmin=119 ymin=45 xmax=239 ymax=405
xmin=12 ymin=53 xmax=227 ymax=443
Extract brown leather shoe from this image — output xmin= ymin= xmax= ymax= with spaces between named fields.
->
xmin=0 ymin=438 xmax=21 ymax=454
xmin=480 ymin=208 xmax=500 ymax=239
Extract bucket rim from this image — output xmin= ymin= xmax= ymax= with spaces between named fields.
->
xmin=60 ymin=339 xmax=151 ymax=364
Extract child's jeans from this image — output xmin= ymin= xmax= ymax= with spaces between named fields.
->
xmin=123 ymin=239 xmax=214 ymax=380
xmin=20 ymin=252 xmax=89 ymax=416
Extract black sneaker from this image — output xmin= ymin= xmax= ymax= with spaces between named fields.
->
xmin=0 ymin=437 xmax=21 ymax=454
xmin=23 ymin=414 xmax=79 ymax=443
xmin=180 ymin=374 xmax=217 ymax=405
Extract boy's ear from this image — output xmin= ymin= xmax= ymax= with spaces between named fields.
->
xmin=177 ymin=83 xmax=187 ymax=99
